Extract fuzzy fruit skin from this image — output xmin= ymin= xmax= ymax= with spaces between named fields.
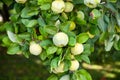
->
xmin=69 ymin=60 xmax=79 ymax=71
xmin=60 ymin=74 xmax=70 ymax=80
xmin=71 ymin=43 xmax=84 ymax=55
xmin=15 ymin=0 xmax=27 ymax=4
xmin=51 ymin=0 xmax=65 ymax=14
xmin=53 ymin=32 xmax=69 ymax=47
xmin=84 ymin=0 xmax=101 ymax=8
xmin=52 ymin=62 xmax=65 ymax=74
xmin=64 ymin=2 xmax=74 ymax=12
xmin=29 ymin=41 xmax=42 ymax=56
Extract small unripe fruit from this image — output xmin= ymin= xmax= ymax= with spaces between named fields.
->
xmin=71 ymin=43 xmax=84 ymax=55
xmin=60 ymin=74 xmax=70 ymax=80
xmin=52 ymin=62 xmax=65 ymax=74
xmin=15 ymin=0 xmax=27 ymax=4
xmin=69 ymin=60 xmax=79 ymax=71
xmin=29 ymin=41 xmax=42 ymax=56
xmin=84 ymin=0 xmax=101 ymax=8
xmin=77 ymin=11 xmax=85 ymax=20
xmin=90 ymin=9 xmax=101 ymax=19
xmin=69 ymin=21 xmax=76 ymax=30
xmin=51 ymin=0 xmax=65 ymax=14
xmin=53 ymin=32 xmax=69 ymax=47
xmin=64 ymin=2 xmax=74 ymax=12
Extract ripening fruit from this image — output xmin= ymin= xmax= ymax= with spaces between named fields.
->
xmin=69 ymin=21 xmax=76 ymax=30
xmin=53 ymin=32 xmax=69 ymax=47
xmin=71 ymin=43 xmax=84 ymax=55
xmin=52 ymin=62 xmax=65 ymax=74
xmin=77 ymin=11 xmax=85 ymax=20
xmin=29 ymin=41 xmax=42 ymax=56
xmin=90 ymin=9 xmax=101 ymax=19
xmin=84 ymin=0 xmax=101 ymax=8
xmin=15 ymin=0 xmax=27 ymax=4
xmin=64 ymin=2 xmax=74 ymax=12
xmin=51 ymin=0 xmax=65 ymax=14
xmin=60 ymin=74 xmax=70 ymax=80
xmin=69 ymin=60 xmax=79 ymax=71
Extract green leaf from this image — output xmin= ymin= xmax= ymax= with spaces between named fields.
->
xmin=38 ymin=0 xmax=52 ymax=5
xmin=60 ymin=22 xmax=70 ymax=33
xmin=77 ymin=33 xmax=89 ymax=43
xmin=47 ymin=46 xmax=58 ymax=55
xmin=56 ymin=47 xmax=63 ymax=55
xmin=21 ymin=19 xmax=38 ymax=27
xmin=114 ymin=40 xmax=120 ymax=50
xmin=97 ymin=16 xmax=108 ymax=32
xmin=82 ymin=44 xmax=91 ymax=56
xmin=78 ymin=69 xmax=92 ymax=80
xmin=51 ymin=57 xmax=59 ymax=69
xmin=40 ymin=51 xmax=47 ymax=61
xmin=81 ymin=55 xmax=90 ymax=64
xmin=40 ymin=3 xmax=50 ymax=10
xmin=47 ymin=75 xmax=58 ymax=80
xmin=76 ymin=18 xmax=86 ymax=25
xmin=2 ymin=36 xmax=11 ymax=46
xmin=39 ymin=27 xmax=48 ymax=37
xmin=73 ymin=0 xmax=84 ymax=4
xmin=7 ymin=30 xmax=17 ymax=43
xmin=45 ymin=25 xmax=58 ymax=35
xmin=38 ymin=17 xmax=46 ymax=27
xmin=68 ymin=37 xmax=76 ymax=46
xmin=21 ymin=7 xmax=39 ymax=18
xmin=2 ymin=0 xmax=13 ymax=6
xmin=9 ymin=14 xmax=19 ymax=22
xmin=64 ymin=60 xmax=71 ymax=71
xmin=40 ymin=39 xmax=52 ymax=49
xmin=7 ymin=43 xmax=20 ymax=55
xmin=99 ymin=32 xmax=108 ymax=42
xmin=17 ymin=33 xmax=31 ymax=41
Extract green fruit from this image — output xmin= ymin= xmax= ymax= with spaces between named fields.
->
xmin=53 ymin=32 xmax=69 ymax=47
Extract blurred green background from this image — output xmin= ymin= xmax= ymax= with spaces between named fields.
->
xmin=0 ymin=46 xmax=120 ymax=80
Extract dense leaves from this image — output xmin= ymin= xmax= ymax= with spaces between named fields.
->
xmin=0 ymin=0 xmax=120 ymax=80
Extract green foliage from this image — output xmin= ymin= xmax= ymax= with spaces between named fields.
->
xmin=0 ymin=0 xmax=120 ymax=80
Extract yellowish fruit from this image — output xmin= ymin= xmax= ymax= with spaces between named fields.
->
xmin=60 ymin=74 xmax=70 ymax=80
xmin=15 ymin=0 xmax=27 ymax=4
xmin=51 ymin=0 xmax=65 ymax=14
xmin=87 ymin=31 xmax=95 ymax=38
xmin=77 ymin=11 xmax=85 ymax=20
xmin=52 ymin=62 xmax=65 ymax=74
xmin=29 ymin=41 xmax=42 ymax=56
xmin=84 ymin=0 xmax=101 ymax=8
xmin=53 ymin=32 xmax=69 ymax=47
xmin=69 ymin=60 xmax=79 ymax=71
xmin=64 ymin=2 xmax=74 ymax=12
xmin=69 ymin=21 xmax=76 ymax=30
xmin=71 ymin=43 xmax=84 ymax=55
